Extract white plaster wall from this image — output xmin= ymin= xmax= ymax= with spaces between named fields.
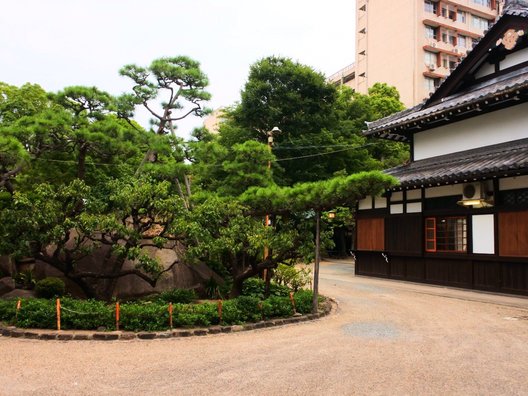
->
xmin=406 ymin=189 xmax=422 ymax=200
xmin=499 ymin=175 xmax=528 ymax=191
xmin=374 ymin=197 xmax=387 ymax=208
xmin=358 ymin=196 xmax=372 ymax=210
xmin=406 ymin=202 xmax=422 ymax=213
xmin=390 ymin=204 xmax=404 ymax=214
xmin=425 ymin=184 xmax=463 ymax=198
xmin=472 ymin=214 xmax=495 ymax=254
xmin=414 ymin=102 xmax=528 ymax=161
xmin=501 ymin=47 xmax=528 ymax=70
xmin=475 ymin=62 xmax=495 ymax=79
xmin=391 ymin=191 xmax=403 ymax=201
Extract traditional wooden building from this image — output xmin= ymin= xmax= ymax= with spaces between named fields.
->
xmin=355 ymin=0 xmax=528 ymax=295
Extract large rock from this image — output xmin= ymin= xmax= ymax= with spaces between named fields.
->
xmin=0 ymin=277 xmax=15 ymax=296
xmin=2 ymin=289 xmax=36 ymax=299
xmin=0 ymin=256 xmax=15 ymax=277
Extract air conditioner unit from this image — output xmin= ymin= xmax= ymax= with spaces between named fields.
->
xmin=431 ymin=42 xmax=437 ymax=48
xmin=458 ymin=182 xmax=494 ymax=207
xmin=428 ymin=63 xmax=436 ymax=71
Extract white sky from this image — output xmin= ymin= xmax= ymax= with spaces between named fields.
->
xmin=0 ymin=0 xmax=356 ymax=138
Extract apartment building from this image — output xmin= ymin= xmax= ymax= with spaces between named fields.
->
xmin=329 ymin=0 xmax=501 ymax=107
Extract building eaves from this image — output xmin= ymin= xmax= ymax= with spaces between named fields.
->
xmin=386 ymin=138 xmax=528 ymax=189
xmin=364 ymin=65 xmax=528 ymax=138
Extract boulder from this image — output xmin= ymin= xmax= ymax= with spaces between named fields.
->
xmin=1 ymin=289 xmax=36 ymax=299
xmin=0 ymin=277 xmax=15 ymax=296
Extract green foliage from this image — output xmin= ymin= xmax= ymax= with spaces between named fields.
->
xmin=13 ymin=270 xmax=37 ymax=290
xmin=242 ymin=277 xmax=290 ymax=299
xmin=0 ymin=299 xmax=16 ymax=322
xmin=273 ymin=264 xmax=311 ymax=292
xmin=293 ymin=290 xmax=316 ymax=314
xmin=15 ymin=298 xmax=56 ymax=329
xmin=119 ymin=302 xmax=168 ymax=332
xmin=261 ymin=296 xmax=294 ymax=318
xmin=35 ymin=277 xmax=66 ymax=299
xmin=119 ymin=56 xmax=211 ymax=137
xmin=60 ymin=298 xmax=113 ymax=330
xmin=155 ymin=288 xmax=196 ymax=304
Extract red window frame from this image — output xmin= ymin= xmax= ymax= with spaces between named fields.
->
xmin=425 ymin=216 xmax=467 ymax=253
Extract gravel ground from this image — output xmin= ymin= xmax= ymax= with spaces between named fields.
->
xmin=2 ymin=260 xmax=528 ymax=396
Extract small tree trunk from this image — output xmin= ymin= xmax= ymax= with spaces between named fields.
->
xmin=312 ymin=210 xmax=321 ymax=314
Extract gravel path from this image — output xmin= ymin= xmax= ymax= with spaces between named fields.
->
xmin=2 ymin=260 xmax=528 ymax=396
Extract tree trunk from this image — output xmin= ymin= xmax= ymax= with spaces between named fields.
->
xmin=77 ymin=144 xmax=88 ymax=180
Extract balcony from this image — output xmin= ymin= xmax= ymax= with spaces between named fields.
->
xmin=423 ymin=14 xmax=487 ymax=38
xmin=423 ymin=38 xmax=467 ymax=58
xmin=444 ymin=0 xmax=498 ymax=19
xmin=328 ymin=63 xmax=356 ymax=85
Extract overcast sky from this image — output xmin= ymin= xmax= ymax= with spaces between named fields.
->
xmin=1 ymin=0 xmax=356 ymax=137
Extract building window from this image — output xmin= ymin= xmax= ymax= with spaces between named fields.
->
xmin=457 ymin=10 xmax=467 ymax=23
xmin=425 ymin=25 xmax=438 ymax=40
xmin=472 ymin=15 xmax=490 ymax=30
xmin=441 ymin=5 xmax=456 ymax=20
xmin=442 ymin=30 xmax=457 ymax=45
xmin=425 ymin=217 xmax=467 ymax=253
xmin=442 ymin=54 xmax=458 ymax=70
xmin=424 ymin=77 xmax=440 ymax=93
xmin=458 ymin=35 xmax=468 ymax=48
xmin=424 ymin=51 xmax=437 ymax=66
xmin=472 ymin=0 xmax=491 ymax=7
xmin=425 ymin=0 xmax=438 ymax=14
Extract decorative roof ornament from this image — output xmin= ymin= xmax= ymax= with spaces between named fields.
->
xmin=496 ymin=28 xmax=525 ymax=49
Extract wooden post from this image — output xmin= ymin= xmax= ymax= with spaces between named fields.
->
xmin=289 ymin=291 xmax=297 ymax=314
xmin=168 ymin=303 xmax=173 ymax=329
xmin=217 ymin=300 xmax=223 ymax=323
xmin=115 ymin=302 xmax=120 ymax=331
xmin=56 ymin=298 xmax=61 ymax=331
xmin=15 ymin=299 xmax=21 ymax=322
xmin=312 ymin=210 xmax=321 ymax=314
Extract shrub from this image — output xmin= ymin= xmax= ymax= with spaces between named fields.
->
xmin=242 ymin=277 xmax=290 ymax=299
xmin=261 ymin=296 xmax=293 ymax=319
xmin=119 ymin=302 xmax=169 ymax=332
xmin=15 ymin=299 xmax=55 ymax=329
xmin=60 ymin=298 xmax=113 ymax=330
xmin=234 ymin=296 xmax=262 ymax=322
xmin=155 ymin=288 xmax=197 ymax=304
xmin=35 ymin=277 xmax=66 ymax=299
xmin=220 ymin=300 xmax=243 ymax=325
xmin=274 ymin=264 xmax=312 ymax=292
xmin=0 ymin=299 xmax=17 ymax=322
xmin=294 ymin=289 xmax=314 ymax=314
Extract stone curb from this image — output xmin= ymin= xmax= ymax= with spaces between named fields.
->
xmin=0 ymin=298 xmax=336 ymax=342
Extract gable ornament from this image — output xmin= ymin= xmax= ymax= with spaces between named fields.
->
xmin=496 ymin=29 xmax=525 ymax=50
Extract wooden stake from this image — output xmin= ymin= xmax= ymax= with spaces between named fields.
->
xmin=217 ymin=300 xmax=223 ymax=323
xmin=56 ymin=298 xmax=61 ymax=331
xmin=289 ymin=291 xmax=297 ymax=314
xmin=168 ymin=303 xmax=173 ymax=329
xmin=15 ymin=299 xmax=21 ymax=322
xmin=115 ymin=302 xmax=120 ymax=331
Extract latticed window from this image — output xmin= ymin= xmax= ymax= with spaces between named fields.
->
xmin=425 ymin=217 xmax=467 ymax=253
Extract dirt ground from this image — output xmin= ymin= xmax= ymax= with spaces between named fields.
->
xmin=1 ymin=260 xmax=528 ymax=396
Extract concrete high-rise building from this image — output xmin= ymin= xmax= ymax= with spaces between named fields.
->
xmin=329 ymin=0 xmax=502 ymax=107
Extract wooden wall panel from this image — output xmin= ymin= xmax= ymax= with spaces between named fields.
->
xmin=355 ymin=252 xmax=389 ymax=277
xmin=425 ymin=259 xmax=450 ymax=284
xmin=406 ymin=258 xmax=425 ymax=281
xmin=499 ymin=211 xmax=528 ymax=257
xmin=473 ymin=261 xmax=501 ymax=290
xmin=390 ymin=257 xmax=406 ymax=279
xmin=448 ymin=260 xmax=472 ymax=287
xmin=501 ymin=262 xmax=528 ymax=293
xmin=357 ymin=218 xmax=385 ymax=251
xmin=385 ymin=214 xmax=422 ymax=254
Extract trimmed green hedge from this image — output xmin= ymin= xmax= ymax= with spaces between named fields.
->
xmin=0 ymin=289 xmax=320 ymax=331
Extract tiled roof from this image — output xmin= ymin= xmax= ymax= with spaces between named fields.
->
xmin=504 ymin=0 xmax=528 ymax=17
xmin=365 ymin=66 xmax=528 ymax=136
xmin=386 ymin=138 xmax=528 ymax=188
